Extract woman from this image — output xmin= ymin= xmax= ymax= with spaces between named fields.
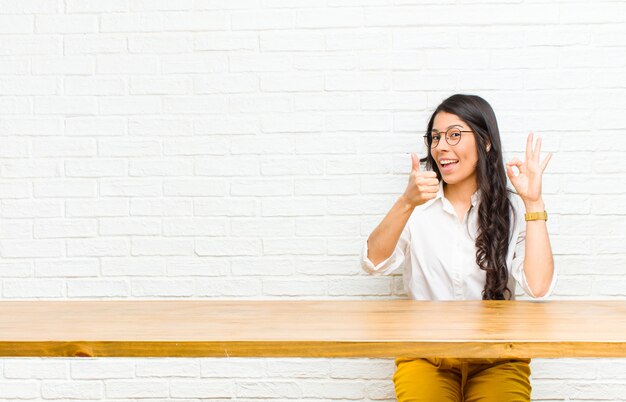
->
xmin=361 ymin=94 xmax=557 ymax=401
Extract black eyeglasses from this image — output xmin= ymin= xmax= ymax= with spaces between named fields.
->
xmin=423 ymin=128 xmax=473 ymax=148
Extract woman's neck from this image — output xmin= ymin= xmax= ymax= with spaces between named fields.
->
xmin=443 ymin=178 xmax=478 ymax=206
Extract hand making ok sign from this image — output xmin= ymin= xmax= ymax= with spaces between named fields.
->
xmin=505 ymin=132 xmax=553 ymax=204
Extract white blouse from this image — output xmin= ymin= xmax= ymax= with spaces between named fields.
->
xmin=361 ymin=181 xmax=558 ymax=300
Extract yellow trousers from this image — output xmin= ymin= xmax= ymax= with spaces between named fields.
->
xmin=393 ymin=357 xmax=531 ymax=402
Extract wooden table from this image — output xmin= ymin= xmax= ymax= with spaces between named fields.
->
xmin=1 ymin=300 xmax=625 ymax=358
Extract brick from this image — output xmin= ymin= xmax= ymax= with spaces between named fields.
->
xmin=71 ymin=361 xmax=134 ymax=379
xmin=67 ymin=239 xmax=130 ymax=257
xmin=231 ymin=258 xmax=293 ymax=276
xmin=260 ymin=157 xmax=323 ymax=176
xmin=130 ymin=76 xmax=192 ymax=95
xmin=0 ymin=35 xmax=60 ymax=55
xmin=35 ymin=259 xmax=99 ymax=278
xmin=41 ymin=381 xmax=103 ymax=399
xmin=166 ymin=257 xmax=228 ymax=277
xmin=196 ymin=156 xmax=259 ymax=176
xmin=0 ymin=15 xmax=33 ymax=34
xmin=170 ymin=380 xmax=232 ymax=398
xmin=64 ymin=77 xmax=126 ymax=95
xmin=195 ymin=278 xmax=262 ymax=296
xmin=231 ymin=10 xmax=294 ymax=30
xmin=66 ymin=199 xmax=130 ymax=218
xmin=99 ymin=218 xmax=161 ymax=236
xmin=0 ymin=261 xmax=32 ymax=278
xmin=100 ymin=178 xmax=162 ymax=197
xmin=128 ymin=34 xmax=193 ymax=54
xmin=162 ymin=11 xmax=230 ymax=31
xmin=131 ymin=279 xmax=195 ymax=296
xmin=194 ymin=198 xmax=256 ymax=217
xmin=102 ymin=257 xmax=165 ymax=277
xmin=66 ymin=0 xmax=128 ymax=13
xmin=64 ymin=35 xmax=127 ymax=54
xmin=201 ymin=358 xmax=265 ymax=377
xmin=36 ymin=15 xmax=97 ymax=33
xmin=162 ymin=218 xmax=227 ymax=236
xmin=104 ymin=380 xmax=169 ymax=398
xmin=65 ymin=159 xmax=127 ymax=178
xmin=129 ymin=118 xmax=192 ymax=135
xmin=129 ymin=159 xmax=194 ymax=176
xmin=67 ymin=280 xmax=129 ymax=297
xmin=131 ymin=237 xmax=193 ymax=256
xmin=65 ymin=117 xmax=127 ymax=136
xmin=96 ymin=55 xmax=160 ymax=74
xmin=261 ymin=198 xmax=325 ymax=217
xmin=262 ymin=238 xmax=325 ymax=255
xmin=3 ymin=279 xmax=64 ymax=297
xmin=135 ymin=359 xmax=199 ymax=377
xmin=0 ymin=117 xmax=54 ymax=139
xmin=0 ymin=381 xmax=39 ymax=398
xmin=34 ymin=96 xmax=97 ymax=115
xmin=163 ymin=178 xmax=227 ymax=196
xmin=131 ymin=198 xmax=194 ymax=216
xmin=267 ymin=360 xmax=329 ymax=378
xmin=34 ymin=219 xmax=97 ymax=238
xmin=195 ymin=239 xmax=261 ymax=257
xmin=296 ymin=8 xmax=362 ymax=28
xmin=0 ymin=77 xmax=57 ymax=95
xmin=163 ymin=96 xmax=227 ymax=114
xmin=161 ymin=54 xmax=227 ymax=73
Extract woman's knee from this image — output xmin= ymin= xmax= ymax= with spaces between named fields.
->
xmin=393 ymin=358 xmax=461 ymax=402
xmin=464 ymin=360 xmax=531 ymax=402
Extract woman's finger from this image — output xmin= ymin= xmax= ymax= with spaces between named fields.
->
xmin=506 ymin=158 xmax=526 ymax=174
xmin=540 ymin=152 xmax=553 ymax=173
xmin=526 ymin=132 xmax=533 ymax=162
xmin=533 ymin=136 xmax=542 ymax=162
xmin=506 ymin=165 xmax=520 ymax=188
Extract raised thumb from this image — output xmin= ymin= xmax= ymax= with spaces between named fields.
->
xmin=410 ymin=153 xmax=420 ymax=172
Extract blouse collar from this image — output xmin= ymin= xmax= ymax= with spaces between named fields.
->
xmin=432 ymin=181 xmax=482 ymax=214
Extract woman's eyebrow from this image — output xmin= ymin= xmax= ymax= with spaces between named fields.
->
xmin=431 ymin=124 xmax=462 ymax=133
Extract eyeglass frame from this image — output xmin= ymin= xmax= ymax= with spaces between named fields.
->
xmin=423 ymin=128 xmax=474 ymax=149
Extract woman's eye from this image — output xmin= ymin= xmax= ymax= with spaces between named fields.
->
xmin=450 ymin=132 xmax=461 ymax=138
xmin=432 ymin=134 xmax=441 ymax=141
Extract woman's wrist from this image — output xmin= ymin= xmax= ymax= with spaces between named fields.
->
xmin=397 ymin=194 xmax=416 ymax=212
xmin=523 ymin=198 xmax=545 ymax=212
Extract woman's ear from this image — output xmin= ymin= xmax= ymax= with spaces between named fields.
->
xmin=486 ymin=141 xmax=491 ymax=152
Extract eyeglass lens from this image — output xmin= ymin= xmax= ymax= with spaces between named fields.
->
xmin=425 ymin=128 xmax=462 ymax=148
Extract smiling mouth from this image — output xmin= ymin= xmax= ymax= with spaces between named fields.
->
xmin=440 ymin=159 xmax=459 ymax=169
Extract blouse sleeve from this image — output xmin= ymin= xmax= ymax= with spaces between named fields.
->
xmin=510 ymin=195 xmax=558 ymax=299
xmin=360 ymin=220 xmax=411 ymax=276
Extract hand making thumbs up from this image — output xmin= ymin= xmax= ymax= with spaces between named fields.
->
xmin=402 ymin=153 xmax=440 ymax=207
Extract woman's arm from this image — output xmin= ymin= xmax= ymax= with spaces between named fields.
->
xmin=522 ymin=198 xmax=554 ymax=297
xmin=366 ymin=195 xmax=415 ymax=266
xmin=506 ymin=132 xmax=554 ymax=298
xmin=367 ymin=154 xmax=438 ymax=266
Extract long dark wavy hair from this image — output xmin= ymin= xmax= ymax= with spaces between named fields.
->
xmin=420 ymin=94 xmax=516 ymax=300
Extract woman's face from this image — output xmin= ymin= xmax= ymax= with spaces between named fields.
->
xmin=429 ymin=112 xmax=479 ymax=186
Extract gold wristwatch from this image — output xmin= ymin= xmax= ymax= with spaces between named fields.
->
xmin=524 ymin=211 xmax=548 ymax=221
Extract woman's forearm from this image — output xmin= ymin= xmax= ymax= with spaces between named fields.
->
xmin=522 ymin=199 xmax=555 ymax=297
xmin=367 ymin=195 xmax=415 ymax=266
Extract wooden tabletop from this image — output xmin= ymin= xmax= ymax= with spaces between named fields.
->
xmin=1 ymin=300 xmax=625 ymax=358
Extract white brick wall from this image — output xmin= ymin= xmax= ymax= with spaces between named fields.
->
xmin=0 ymin=0 xmax=625 ymax=400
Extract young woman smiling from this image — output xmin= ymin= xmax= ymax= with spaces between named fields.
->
xmin=361 ymin=94 xmax=556 ymax=401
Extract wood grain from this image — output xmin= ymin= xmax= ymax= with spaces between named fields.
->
xmin=1 ymin=300 xmax=624 ymax=358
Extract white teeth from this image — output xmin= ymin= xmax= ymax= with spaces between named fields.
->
xmin=440 ymin=160 xmax=458 ymax=165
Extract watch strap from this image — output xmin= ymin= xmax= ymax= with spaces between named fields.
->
xmin=525 ymin=211 xmax=548 ymax=221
